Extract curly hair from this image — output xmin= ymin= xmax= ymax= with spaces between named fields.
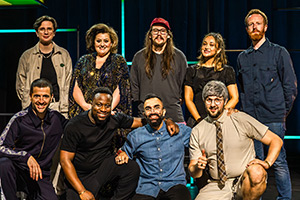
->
xmin=197 ymin=32 xmax=227 ymax=71
xmin=85 ymin=23 xmax=118 ymax=54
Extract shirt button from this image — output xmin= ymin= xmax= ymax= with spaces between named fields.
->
xmin=253 ymin=63 xmax=256 ymax=66
xmin=157 ymin=137 xmax=159 ymax=140
xmin=159 ymin=158 xmax=162 ymax=162
xmin=159 ymin=182 xmax=161 ymax=185
xmin=160 ymin=169 xmax=163 ymax=172
xmin=158 ymin=148 xmax=160 ymax=151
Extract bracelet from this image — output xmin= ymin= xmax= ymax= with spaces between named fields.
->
xmin=117 ymin=149 xmax=123 ymax=155
xmin=264 ymin=160 xmax=271 ymax=169
xmin=78 ymin=190 xmax=86 ymax=195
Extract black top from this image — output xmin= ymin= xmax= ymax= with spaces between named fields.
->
xmin=61 ymin=111 xmax=133 ymax=175
xmin=184 ymin=65 xmax=236 ymax=122
xmin=40 ymin=51 xmax=60 ymax=101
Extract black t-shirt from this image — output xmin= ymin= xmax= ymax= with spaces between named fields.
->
xmin=61 ymin=111 xmax=133 ymax=175
xmin=184 ymin=65 xmax=236 ymax=119
xmin=40 ymin=51 xmax=60 ymax=101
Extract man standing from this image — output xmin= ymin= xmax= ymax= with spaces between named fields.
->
xmin=237 ymin=9 xmax=297 ymax=199
xmin=60 ymin=87 xmax=144 ymax=200
xmin=189 ymin=80 xmax=283 ymax=200
xmin=0 ymin=78 xmax=67 ymax=200
xmin=116 ymin=93 xmax=191 ymax=200
xmin=16 ymin=15 xmax=72 ymax=118
xmin=130 ymin=17 xmax=188 ymax=122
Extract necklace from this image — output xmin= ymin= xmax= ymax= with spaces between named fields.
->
xmin=41 ymin=50 xmax=53 ymax=59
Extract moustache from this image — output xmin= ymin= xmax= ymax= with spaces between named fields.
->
xmin=149 ymin=113 xmax=160 ymax=118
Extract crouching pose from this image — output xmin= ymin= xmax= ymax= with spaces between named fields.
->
xmin=189 ymin=81 xmax=283 ymax=200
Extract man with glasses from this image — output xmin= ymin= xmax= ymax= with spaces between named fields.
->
xmin=130 ymin=17 xmax=188 ymax=123
xmin=0 ymin=78 xmax=68 ymax=200
xmin=16 ymin=15 xmax=72 ymax=118
xmin=116 ymin=93 xmax=192 ymax=200
xmin=189 ymin=80 xmax=283 ymax=200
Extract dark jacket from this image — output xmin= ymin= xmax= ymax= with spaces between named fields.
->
xmin=0 ymin=105 xmax=68 ymax=175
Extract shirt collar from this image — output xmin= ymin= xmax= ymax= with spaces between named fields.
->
xmin=27 ymin=104 xmax=51 ymax=127
xmin=206 ymin=109 xmax=228 ymax=125
xmin=247 ymin=37 xmax=270 ymax=54
xmin=32 ymin=42 xmax=61 ymax=55
xmin=145 ymin=121 xmax=166 ymax=135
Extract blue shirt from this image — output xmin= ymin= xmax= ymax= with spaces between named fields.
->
xmin=237 ymin=38 xmax=297 ymax=123
xmin=122 ymin=122 xmax=191 ymax=197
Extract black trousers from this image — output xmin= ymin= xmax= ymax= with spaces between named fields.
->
xmin=0 ymin=157 xmax=58 ymax=200
xmin=132 ymin=184 xmax=191 ymax=200
xmin=65 ymin=155 xmax=140 ymax=200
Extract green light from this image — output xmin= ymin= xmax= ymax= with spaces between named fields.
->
xmin=187 ymin=61 xmax=198 ymax=65
xmin=121 ymin=0 xmax=125 ymax=57
xmin=0 ymin=29 xmax=77 ymax=33
xmin=284 ymin=136 xmax=300 ymax=139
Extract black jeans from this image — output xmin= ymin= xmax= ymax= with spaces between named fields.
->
xmin=132 ymin=184 xmax=191 ymax=200
xmin=0 ymin=157 xmax=57 ymax=200
xmin=65 ymin=155 xmax=140 ymax=200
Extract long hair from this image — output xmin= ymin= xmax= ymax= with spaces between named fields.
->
xmin=85 ymin=23 xmax=118 ymax=54
xmin=197 ymin=32 xmax=227 ymax=71
xmin=143 ymin=28 xmax=175 ymax=79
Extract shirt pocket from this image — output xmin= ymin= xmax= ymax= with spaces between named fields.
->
xmin=258 ymin=65 xmax=277 ymax=87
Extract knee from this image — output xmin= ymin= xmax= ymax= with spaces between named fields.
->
xmin=127 ymin=160 xmax=140 ymax=178
xmin=0 ymin=157 xmax=14 ymax=173
xmin=246 ymin=164 xmax=267 ymax=187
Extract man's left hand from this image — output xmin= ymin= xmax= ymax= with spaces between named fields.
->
xmin=247 ymin=158 xmax=270 ymax=170
xmin=165 ymin=118 xmax=179 ymax=136
xmin=27 ymin=156 xmax=43 ymax=181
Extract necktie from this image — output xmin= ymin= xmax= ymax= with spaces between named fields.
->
xmin=214 ymin=121 xmax=227 ymax=185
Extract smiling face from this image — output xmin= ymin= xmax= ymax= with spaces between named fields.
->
xmin=246 ymin=14 xmax=267 ymax=42
xmin=94 ymin=33 xmax=112 ymax=57
xmin=143 ymin=97 xmax=165 ymax=129
xmin=30 ymin=86 xmax=52 ymax=119
xmin=35 ymin=21 xmax=55 ymax=45
xmin=91 ymin=93 xmax=112 ymax=124
xmin=204 ymin=96 xmax=226 ymax=119
xmin=201 ymin=36 xmax=220 ymax=59
xmin=150 ymin=25 xmax=169 ymax=48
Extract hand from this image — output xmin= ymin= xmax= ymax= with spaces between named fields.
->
xmin=197 ymin=149 xmax=208 ymax=169
xmin=165 ymin=118 xmax=179 ymax=136
xmin=115 ymin=152 xmax=129 ymax=165
xmin=79 ymin=190 xmax=95 ymax=200
xmin=247 ymin=159 xmax=269 ymax=170
xmin=226 ymin=108 xmax=238 ymax=116
xmin=83 ymin=103 xmax=92 ymax=111
xmin=27 ymin=156 xmax=43 ymax=181
xmin=111 ymin=110 xmax=116 ymax=115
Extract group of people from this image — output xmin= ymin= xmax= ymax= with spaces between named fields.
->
xmin=0 ymin=8 xmax=297 ymax=200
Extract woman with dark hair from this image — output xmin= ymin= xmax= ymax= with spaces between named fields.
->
xmin=184 ymin=32 xmax=239 ymax=127
xmin=69 ymin=23 xmax=131 ymax=118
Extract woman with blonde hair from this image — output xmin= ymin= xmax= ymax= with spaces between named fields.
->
xmin=184 ymin=32 xmax=238 ymax=127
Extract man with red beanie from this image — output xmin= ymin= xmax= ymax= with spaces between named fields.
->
xmin=130 ymin=17 xmax=188 ymax=123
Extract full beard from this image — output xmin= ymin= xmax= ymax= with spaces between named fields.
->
xmin=249 ymin=30 xmax=264 ymax=42
xmin=207 ymin=107 xmax=224 ymax=119
xmin=147 ymin=114 xmax=164 ymax=128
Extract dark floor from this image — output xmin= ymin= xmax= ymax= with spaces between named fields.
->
xmin=188 ymin=153 xmax=300 ymax=200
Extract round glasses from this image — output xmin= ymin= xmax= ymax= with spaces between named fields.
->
xmin=205 ymin=98 xmax=223 ymax=105
xmin=151 ymin=28 xmax=167 ymax=35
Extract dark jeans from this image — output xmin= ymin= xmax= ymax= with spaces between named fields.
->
xmin=254 ymin=122 xmax=292 ymax=200
xmin=132 ymin=184 xmax=191 ymax=200
xmin=0 ymin=157 xmax=58 ymax=200
xmin=65 ymin=155 xmax=140 ymax=200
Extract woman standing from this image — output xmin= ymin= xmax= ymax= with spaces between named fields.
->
xmin=184 ymin=32 xmax=238 ymax=127
xmin=69 ymin=23 xmax=131 ymax=118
